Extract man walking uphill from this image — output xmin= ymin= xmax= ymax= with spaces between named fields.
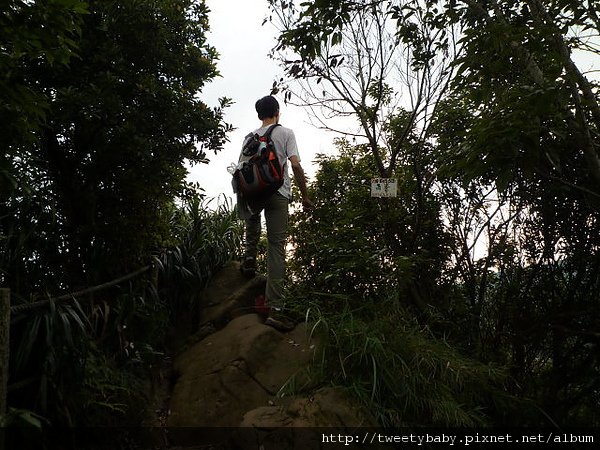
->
xmin=236 ymin=95 xmax=313 ymax=332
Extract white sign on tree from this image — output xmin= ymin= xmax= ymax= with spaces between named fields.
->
xmin=371 ymin=178 xmax=398 ymax=197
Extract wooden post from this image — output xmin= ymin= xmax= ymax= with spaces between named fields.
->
xmin=0 ymin=288 xmax=9 ymax=419
xmin=0 ymin=289 xmax=9 ymax=450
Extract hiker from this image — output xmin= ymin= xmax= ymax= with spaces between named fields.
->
xmin=237 ymin=95 xmax=313 ymax=331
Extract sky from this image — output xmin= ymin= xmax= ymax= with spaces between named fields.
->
xmin=187 ymin=0 xmax=337 ymax=205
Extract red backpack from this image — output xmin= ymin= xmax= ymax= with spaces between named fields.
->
xmin=232 ymin=124 xmax=285 ymax=201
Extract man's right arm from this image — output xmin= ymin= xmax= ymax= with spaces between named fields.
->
xmin=289 ymin=155 xmax=314 ymax=211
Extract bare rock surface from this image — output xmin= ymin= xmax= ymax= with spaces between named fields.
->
xmin=168 ymin=314 xmax=315 ymax=428
xmin=240 ymin=387 xmax=374 ymax=428
xmin=198 ymin=261 xmax=266 ymax=328
xmin=165 ymin=261 xmax=376 ymax=449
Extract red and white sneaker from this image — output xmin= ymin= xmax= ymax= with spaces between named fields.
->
xmin=254 ymin=294 xmax=270 ymax=318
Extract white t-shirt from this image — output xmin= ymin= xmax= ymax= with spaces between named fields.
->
xmin=241 ymin=124 xmax=299 ymax=199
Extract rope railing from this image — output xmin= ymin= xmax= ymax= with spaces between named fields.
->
xmin=9 ymin=264 xmax=153 ymax=314
xmin=2 ymin=264 xmax=156 ymax=427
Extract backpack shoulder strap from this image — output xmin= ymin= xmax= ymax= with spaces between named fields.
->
xmin=263 ymin=123 xmax=281 ymax=140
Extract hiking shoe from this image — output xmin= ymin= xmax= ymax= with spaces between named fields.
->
xmin=264 ymin=312 xmax=295 ymax=332
xmin=240 ymin=257 xmax=256 ymax=278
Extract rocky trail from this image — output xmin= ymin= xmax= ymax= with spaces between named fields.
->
xmin=146 ymin=261 xmax=374 ymax=450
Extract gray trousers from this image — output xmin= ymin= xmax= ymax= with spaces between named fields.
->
xmin=244 ymin=192 xmax=289 ymax=308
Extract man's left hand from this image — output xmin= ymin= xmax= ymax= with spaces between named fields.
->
xmin=302 ymin=198 xmax=314 ymax=212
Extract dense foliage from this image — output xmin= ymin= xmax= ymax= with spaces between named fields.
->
xmin=290 ymin=140 xmax=448 ymax=309
xmin=2 ymin=0 xmax=231 ymax=297
xmin=1 ymin=0 xmax=87 ymax=152
xmin=275 ymin=0 xmax=600 ymax=427
xmin=1 ymin=0 xmax=238 ymax=427
xmin=287 ymin=143 xmax=519 ymax=427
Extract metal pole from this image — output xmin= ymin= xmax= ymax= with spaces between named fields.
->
xmin=0 ymin=288 xmax=10 ymax=419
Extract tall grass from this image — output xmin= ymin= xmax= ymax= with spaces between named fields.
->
xmin=155 ymin=195 xmax=243 ymax=316
xmin=6 ymin=195 xmax=243 ymax=427
xmin=287 ymin=291 xmax=527 ymax=427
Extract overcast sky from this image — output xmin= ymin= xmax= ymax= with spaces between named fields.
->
xmin=188 ymin=0 xmax=336 ymax=204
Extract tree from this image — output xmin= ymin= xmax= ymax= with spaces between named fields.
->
xmin=269 ymin=0 xmax=600 ymax=194
xmin=1 ymin=0 xmax=232 ymax=299
xmin=439 ymin=0 xmax=600 ymax=194
xmin=1 ymin=0 xmax=87 ymax=239
xmin=272 ymin=0 xmax=600 ymax=425
xmin=268 ymin=0 xmax=460 ymax=178
xmin=290 ymin=139 xmax=449 ymax=302
xmin=269 ymin=0 xmax=463 ymax=311
xmin=287 ymin=142 xmax=523 ymax=428
xmin=2 ymin=0 xmax=235 ymax=428
xmin=430 ymin=0 xmax=600 ymax=424
xmin=0 ymin=0 xmax=87 ymax=149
